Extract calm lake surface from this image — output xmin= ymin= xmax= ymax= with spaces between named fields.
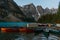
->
xmin=0 ymin=30 xmax=60 ymax=40
xmin=15 ymin=33 xmax=60 ymax=40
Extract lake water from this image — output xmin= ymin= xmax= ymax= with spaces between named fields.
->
xmin=15 ymin=33 xmax=60 ymax=40
xmin=0 ymin=32 xmax=60 ymax=40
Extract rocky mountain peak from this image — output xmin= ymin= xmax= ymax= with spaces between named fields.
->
xmin=22 ymin=3 xmax=40 ymax=21
xmin=0 ymin=0 xmax=25 ymax=22
xmin=44 ymin=7 xmax=50 ymax=14
xmin=37 ymin=5 xmax=44 ymax=15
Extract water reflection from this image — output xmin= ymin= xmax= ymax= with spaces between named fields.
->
xmin=33 ymin=34 xmax=47 ymax=40
xmin=48 ymin=34 xmax=59 ymax=40
xmin=15 ymin=33 xmax=60 ymax=40
xmin=15 ymin=36 xmax=25 ymax=40
xmin=33 ymin=34 xmax=59 ymax=40
xmin=0 ymin=33 xmax=59 ymax=40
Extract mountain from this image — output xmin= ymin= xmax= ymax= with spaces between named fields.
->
xmin=50 ymin=8 xmax=57 ymax=14
xmin=0 ymin=0 xmax=58 ymax=22
xmin=20 ymin=3 xmax=40 ymax=21
xmin=3 ymin=14 xmax=22 ymax=22
xmin=44 ymin=7 xmax=51 ymax=14
xmin=0 ymin=0 xmax=25 ymax=22
xmin=20 ymin=3 xmax=57 ymax=21
xmin=37 ymin=6 xmax=44 ymax=15
xmin=37 ymin=6 xmax=57 ymax=16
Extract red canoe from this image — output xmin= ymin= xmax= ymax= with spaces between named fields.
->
xmin=1 ymin=28 xmax=34 ymax=33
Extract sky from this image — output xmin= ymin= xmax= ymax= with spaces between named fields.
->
xmin=14 ymin=0 xmax=60 ymax=9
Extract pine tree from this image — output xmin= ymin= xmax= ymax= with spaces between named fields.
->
xmin=57 ymin=2 xmax=60 ymax=14
xmin=54 ymin=2 xmax=60 ymax=23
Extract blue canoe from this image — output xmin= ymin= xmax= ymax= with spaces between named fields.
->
xmin=0 ymin=22 xmax=30 ymax=27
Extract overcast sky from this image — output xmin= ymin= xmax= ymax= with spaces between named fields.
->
xmin=14 ymin=0 xmax=60 ymax=9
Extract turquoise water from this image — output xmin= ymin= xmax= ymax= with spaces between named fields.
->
xmin=0 ymin=22 xmax=29 ymax=27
